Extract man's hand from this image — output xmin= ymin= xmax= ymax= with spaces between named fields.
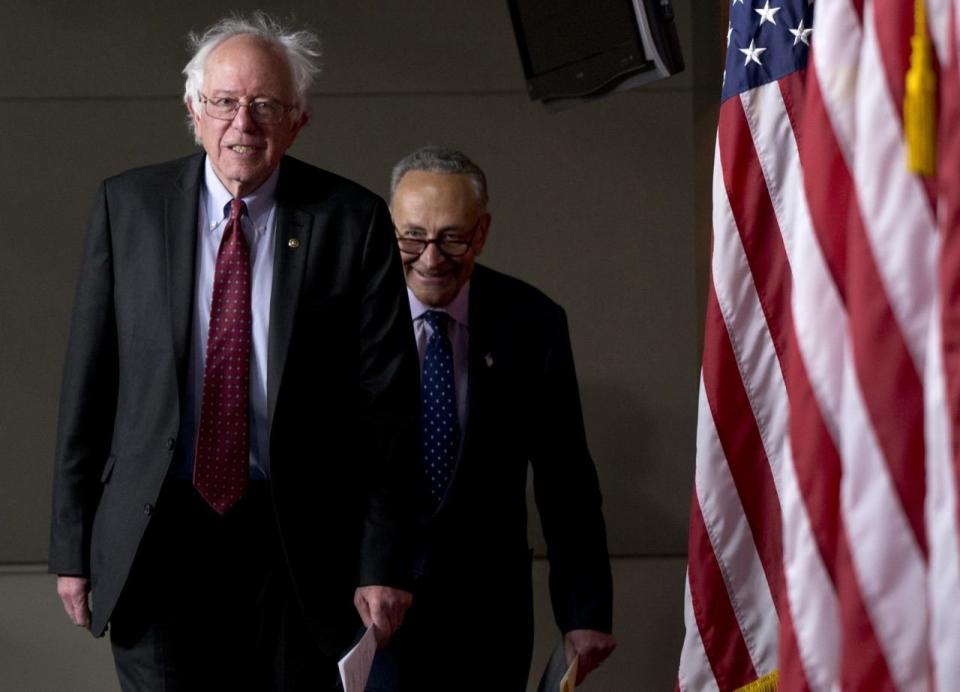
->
xmin=57 ymin=575 xmax=91 ymax=629
xmin=353 ymin=585 xmax=413 ymax=647
xmin=564 ymin=629 xmax=616 ymax=684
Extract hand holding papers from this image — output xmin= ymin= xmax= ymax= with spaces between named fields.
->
xmin=338 ymin=625 xmax=378 ymax=692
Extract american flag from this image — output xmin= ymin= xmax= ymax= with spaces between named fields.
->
xmin=678 ymin=0 xmax=960 ymax=689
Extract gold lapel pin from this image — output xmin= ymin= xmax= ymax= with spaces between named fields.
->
xmin=288 ymin=238 xmax=300 ymax=249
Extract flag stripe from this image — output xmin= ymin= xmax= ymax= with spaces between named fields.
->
xmin=679 ymin=570 xmax=722 ymax=692
xmin=696 ymin=375 xmax=779 ymax=674
xmin=702 ymin=232 xmax=784 ymax=612
xmin=687 ymin=489 xmax=758 ymax=689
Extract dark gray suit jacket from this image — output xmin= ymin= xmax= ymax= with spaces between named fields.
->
xmin=48 ymin=153 xmax=421 ymax=650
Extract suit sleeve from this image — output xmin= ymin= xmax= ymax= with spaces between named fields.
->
xmin=48 ymin=182 xmax=119 ymax=577
xmin=531 ymin=307 xmax=614 ymax=634
xmin=354 ymin=199 xmax=421 ymax=589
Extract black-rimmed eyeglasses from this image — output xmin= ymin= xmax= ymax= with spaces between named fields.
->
xmin=395 ymin=221 xmax=481 ymax=259
xmin=200 ymin=95 xmax=297 ymax=125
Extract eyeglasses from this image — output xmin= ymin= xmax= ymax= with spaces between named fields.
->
xmin=395 ymin=220 xmax=482 ymax=259
xmin=200 ymin=95 xmax=296 ymax=125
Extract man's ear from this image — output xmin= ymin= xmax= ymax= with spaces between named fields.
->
xmin=473 ymin=213 xmax=492 ymax=256
xmin=290 ymin=110 xmax=310 ymax=136
xmin=186 ymin=100 xmax=202 ymax=140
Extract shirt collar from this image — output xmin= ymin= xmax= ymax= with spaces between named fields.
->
xmin=202 ymin=156 xmax=280 ymax=233
xmin=408 ymin=281 xmax=471 ymax=328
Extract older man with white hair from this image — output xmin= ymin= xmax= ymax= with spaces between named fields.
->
xmin=49 ymin=13 xmax=419 ymax=690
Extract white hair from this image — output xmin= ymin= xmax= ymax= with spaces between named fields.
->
xmin=182 ymin=12 xmax=321 ymax=139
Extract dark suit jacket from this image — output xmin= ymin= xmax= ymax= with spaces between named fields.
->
xmin=419 ymin=264 xmax=613 ymax=645
xmin=48 ymin=153 xmax=420 ymax=651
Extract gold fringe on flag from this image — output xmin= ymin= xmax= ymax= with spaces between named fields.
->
xmin=904 ymin=0 xmax=937 ymax=176
xmin=734 ymin=670 xmax=779 ymax=692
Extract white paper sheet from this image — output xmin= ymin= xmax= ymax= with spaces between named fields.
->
xmin=337 ymin=625 xmax=378 ymax=692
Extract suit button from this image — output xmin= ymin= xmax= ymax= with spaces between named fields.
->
xmin=167 ymin=437 xmax=176 ymax=451
xmin=143 ymin=503 xmax=153 ymax=516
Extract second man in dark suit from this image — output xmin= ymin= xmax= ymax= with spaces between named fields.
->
xmin=369 ymin=146 xmax=616 ymax=691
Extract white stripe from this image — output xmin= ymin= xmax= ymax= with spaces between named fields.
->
xmin=927 ymin=0 xmax=952 ymax=63
xmin=695 ymin=379 xmax=779 ymax=675
xmin=780 ymin=439 xmax=840 ymax=692
xmin=711 ymin=134 xmax=789 ymax=495
xmin=678 ymin=570 xmax=721 ymax=692
xmin=810 ymin=0 xmax=863 ymax=168
xmin=852 ymin=2 xmax=937 ymax=373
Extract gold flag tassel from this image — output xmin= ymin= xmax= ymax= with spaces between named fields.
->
xmin=905 ymin=0 xmax=937 ymax=176
xmin=735 ymin=670 xmax=779 ymax=692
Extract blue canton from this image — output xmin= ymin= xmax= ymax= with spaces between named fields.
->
xmin=421 ymin=311 xmax=460 ymax=506
xmin=722 ymin=0 xmax=815 ymax=103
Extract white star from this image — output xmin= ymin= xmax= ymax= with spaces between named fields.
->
xmin=727 ymin=23 xmax=733 ymax=46
xmin=754 ymin=0 xmax=782 ymax=25
xmin=739 ymin=39 xmax=767 ymax=66
xmin=790 ymin=19 xmax=812 ymax=46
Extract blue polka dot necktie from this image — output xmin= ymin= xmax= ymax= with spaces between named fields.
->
xmin=421 ymin=310 xmax=460 ymax=506
xmin=194 ymin=199 xmax=250 ymax=515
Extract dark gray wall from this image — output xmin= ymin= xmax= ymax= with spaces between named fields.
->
xmin=1 ymin=2 xmax=720 ymax=689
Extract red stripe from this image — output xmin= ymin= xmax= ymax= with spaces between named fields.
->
xmin=702 ymin=282 xmax=785 ymax=612
xmin=687 ymin=490 xmax=758 ymax=690
xmin=847 ymin=232 xmax=928 ymax=556
xmin=776 ymin=588 xmax=812 ymax=692
xmin=718 ymin=97 xmax=792 ymax=364
xmin=938 ymin=7 xmax=960 ymax=555
xmin=835 ymin=537 xmax=898 ymax=690
xmin=779 ymin=70 xmax=846 ymax=304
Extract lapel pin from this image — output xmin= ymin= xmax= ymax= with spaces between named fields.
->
xmin=288 ymin=238 xmax=300 ymax=249
xmin=484 ymin=353 xmax=494 ymax=368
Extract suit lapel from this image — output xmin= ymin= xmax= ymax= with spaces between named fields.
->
xmin=267 ymin=168 xmax=312 ymax=434
xmin=453 ymin=268 xmax=495 ymax=493
xmin=164 ymin=155 xmax=204 ymax=396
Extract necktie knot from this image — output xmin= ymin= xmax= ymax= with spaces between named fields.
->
xmin=227 ymin=198 xmax=247 ymax=224
xmin=423 ymin=310 xmax=449 ymax=335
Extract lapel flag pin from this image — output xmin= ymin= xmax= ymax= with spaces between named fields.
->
xmin=288 ymin=238 xmax=300 ymax=249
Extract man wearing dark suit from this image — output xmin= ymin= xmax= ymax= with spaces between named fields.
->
xmin=49 ymin=14 xmax=419 ymax=690
xmin=369 ymin=146 xmax=616 ymax=691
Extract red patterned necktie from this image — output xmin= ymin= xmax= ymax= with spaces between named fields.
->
xmin=194 ymin=198 xmax=251 ymax=515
